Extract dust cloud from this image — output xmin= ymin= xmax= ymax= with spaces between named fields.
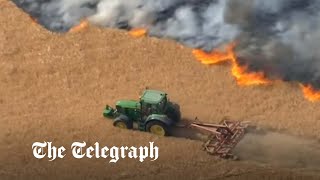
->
xmin=234 ymin=130 xmax=320 ymax=169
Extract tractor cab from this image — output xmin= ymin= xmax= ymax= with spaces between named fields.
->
xmin=139 ymin=90 xmax=168 ymax=116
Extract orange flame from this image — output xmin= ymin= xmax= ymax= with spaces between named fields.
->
xmin=129 ymin=28 xmax=147 ymax=37
xmin=192 ymin=48 xmax=230 ymax=65
xmin=30 ymin=16 xmax=38 ymax=25
xmin=301 ymin=84 xmax=320 ymax=102
xmin=193 ymin=43 xmax=271 ymax=86
xmin=69 ymin=20 xmax=89 ymax=33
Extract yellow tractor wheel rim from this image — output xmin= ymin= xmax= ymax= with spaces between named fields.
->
xmin=115 ymin=122 xmax=127 ymax=129
xmin=150 ymin=125 xmax=165 ymax=136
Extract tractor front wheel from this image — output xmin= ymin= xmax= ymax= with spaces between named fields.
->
xmin=146 ymin=121 xmax=169 ymax=136
xmin=113 ymin=119 xmax=133 ymax=129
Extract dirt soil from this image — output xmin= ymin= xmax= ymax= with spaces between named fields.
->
xmin=1 ymin=1 xmax=320 ymax=179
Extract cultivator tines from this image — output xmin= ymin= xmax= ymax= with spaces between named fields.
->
xmin=190 ymin=118 xmax=248 ymax=159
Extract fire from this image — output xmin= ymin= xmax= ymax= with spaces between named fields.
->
xmin=193 ymin=43 xmax=319 ymax=102
xmin=68 ymin=20 xmax=89 ymax=33
xmin=30 ymin=16 xmax=38 ymax=25
xmin=129 ymin=28 xmax=147 ymax=37
xmin=192 ymin=43 xmax=271 ymax=86
xmin=192 ymin=49 xmax=230 ymax=65
xmin=301 ymin=84 xmax=320 ymax=102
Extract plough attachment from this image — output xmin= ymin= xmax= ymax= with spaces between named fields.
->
xmin=190 ymin=118 xmax=249 ymax=159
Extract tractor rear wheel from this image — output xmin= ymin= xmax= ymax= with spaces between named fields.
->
xmin=146 ymin=121 xmax=169 ymax=136
xmin=113 ymin=119 xmax=133 ymax=129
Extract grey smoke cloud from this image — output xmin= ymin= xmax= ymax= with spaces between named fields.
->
xmin=12 ymin=0 xmax=320 ymax=89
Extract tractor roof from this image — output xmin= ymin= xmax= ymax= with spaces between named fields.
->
xmin=140 ymin=89 xmax=167 ymax=104
xmin=116 ymin=100 xmax=139 ymax=109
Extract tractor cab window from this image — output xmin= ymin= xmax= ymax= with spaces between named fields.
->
xmin=151 ymin=104 xmax=158 ymax=113
xmin=141 ymin=103 xmax=152 ymax=116
xmin=159 ymin=96 xmax=167 ymax=111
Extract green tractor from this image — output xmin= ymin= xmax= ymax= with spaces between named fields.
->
xmin=103 ymin=89 xmax=181 ymax=136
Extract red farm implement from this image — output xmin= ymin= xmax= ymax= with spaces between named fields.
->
xmin=189 ymin=118 xmax=249 ymax=159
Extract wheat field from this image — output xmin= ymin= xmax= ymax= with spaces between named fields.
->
xmin=1 ymin=1 xmax=320 ymax=179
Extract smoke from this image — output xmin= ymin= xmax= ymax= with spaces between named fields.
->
xmin=12 ymin=0 xmax=320 ymax=89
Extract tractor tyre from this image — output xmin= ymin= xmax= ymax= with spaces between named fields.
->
xmin=146 ymin=121 xmax=169 ymax=136
xmin=113 ymin=118 xmax=133 ymax=129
